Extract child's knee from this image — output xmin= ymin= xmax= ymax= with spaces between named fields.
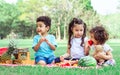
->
xmin=47 ymin=57 xmax=55 ymax=64
xmin=37 ymin=60 xmax=46 ymax=66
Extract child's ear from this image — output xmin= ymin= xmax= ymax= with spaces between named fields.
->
xmin=71 ymin=27 xmax=73 ymax=31
xmin=46 ymin=26 xmax=50 ymax=31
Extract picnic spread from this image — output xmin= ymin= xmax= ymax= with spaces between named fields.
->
xmin=0 ymin=47 xmax=99 ymax=69
xmin=0 ymin=47 xmax=34 ymax=65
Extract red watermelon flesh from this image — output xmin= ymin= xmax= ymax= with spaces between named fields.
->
xmin=0 ymin=47 xmax=8 ymax=56
xmin=88 ymin=40 xmax=93 ymax=46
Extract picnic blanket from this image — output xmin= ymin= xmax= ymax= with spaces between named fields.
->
xmin=0 ymin=47 xmax=100 ymax=69
xmin=45 ymin=62 xmax=100 ymax=69
xmin=0 ymin=63 xmax=100 ymax=69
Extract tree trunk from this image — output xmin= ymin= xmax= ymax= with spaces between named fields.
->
xmin=57 ymin=24 xmax=61 ymax=40
xmin=63 ymin=17 xmax=67 ymax=40
xmin=56 ymin=16 xmax=61 ymax=40
xmin=31 ymin=27 xmax=34 ymax=38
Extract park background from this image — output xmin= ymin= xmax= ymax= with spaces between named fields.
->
xmin=0 ymin=0 xmax=120 ymax=75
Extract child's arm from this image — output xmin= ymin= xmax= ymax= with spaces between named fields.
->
xmin=101 ymin=50 xmax=113 ymax=60
xmin=45 ymin=38 xmax=56 ymax=51
xmin=94 ymin=50 xmax=113 ymax=60
xmin=84 ymin=41 xmax=90 ymax=56
xmin=33 ymin=37 xmax=45 ymax=51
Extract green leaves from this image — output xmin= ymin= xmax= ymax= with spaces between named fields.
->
xmin=7 ymin=40 xmax=17 ymax=55
xmin=0 ymin=0 xmax=100 ymax=39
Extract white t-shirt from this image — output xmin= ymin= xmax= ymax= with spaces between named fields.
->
xmin=91 ymin=44 xmax=113 ymax=52
xmin=70 ymin=37 xmax=88 ymax=58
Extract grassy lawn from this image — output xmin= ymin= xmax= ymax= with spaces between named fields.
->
xmin=0 ymin=39 xmax=120 ymax=75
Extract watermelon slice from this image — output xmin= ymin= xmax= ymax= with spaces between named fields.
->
xmin=0 ymin=47 xmax=8 ymax=56
xmin=60 ymin=62 xmax=71 ymax=67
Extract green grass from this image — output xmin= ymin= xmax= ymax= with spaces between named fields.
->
xmin=0 ymin=39 xmax=120 ymax=75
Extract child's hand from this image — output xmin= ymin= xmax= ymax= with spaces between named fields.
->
xmin=38 ymin=32 xmax=41 ymax=36
xmin=94 ymin=53 xmax=105 ymax=60
xmin=44 ymin=38 xmax=49 ymax=43
xmin=38 ymin=32 xmax=46 ymax=43
xmin=44 ymin=38 xmax=56 ymax=50
xmin=39 ymin=37 xmax=46 ymax=43
xmin=69 ymin=60 xmax=78 ymax=65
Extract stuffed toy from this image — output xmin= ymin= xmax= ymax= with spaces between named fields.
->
xmin=92 ymin=45 xmax=106 ymax=65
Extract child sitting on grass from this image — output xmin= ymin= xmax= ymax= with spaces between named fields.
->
xmin=85 ymin=26 xmax=115 ymax=66
xmin=55 ymin=18 xmax=88 ymax=65
xmin=32 ymin=16 xmax=57 ymax=66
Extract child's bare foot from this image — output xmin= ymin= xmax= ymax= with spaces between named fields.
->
xmin=60 ymin=56 xmax=64 ymax=62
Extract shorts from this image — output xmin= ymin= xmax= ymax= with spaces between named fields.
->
xmin=35 ymin=55 xmax=55 ymax=64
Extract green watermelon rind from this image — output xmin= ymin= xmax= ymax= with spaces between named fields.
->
xmin=78 ymin=56 xmax=97 ymax=67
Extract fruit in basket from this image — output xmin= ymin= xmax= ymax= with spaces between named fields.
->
xmin=0 ymin=40 xmax=16 ymax=63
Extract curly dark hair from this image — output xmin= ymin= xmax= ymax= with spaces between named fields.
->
xmin=90 ymin=26 xmax=109 ymax=44
xmin=68 ymin=18 xmax=87 ymax=47
xmin=36 ymin=16 xmax=51 ymax=29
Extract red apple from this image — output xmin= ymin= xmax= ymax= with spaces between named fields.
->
xmin=88 ymin=40 xmax=93 ymax=46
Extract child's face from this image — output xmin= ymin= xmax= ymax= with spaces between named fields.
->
xmin=36 ymin=21 xmax=49 ymax=35
xmin=90 ymin=33 xmax=98 ymax=45
xmin=72 ymin=24 xmax=84 ymax=38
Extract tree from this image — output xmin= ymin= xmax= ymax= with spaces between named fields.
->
xmin=0 ymin=0 xmax=100 ymax=39
xmin=51 ymin=0 xmax=100 ymax=40
xmin=0 ymin=0 xmax=20 ymax=38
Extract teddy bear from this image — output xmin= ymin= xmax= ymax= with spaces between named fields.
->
xmin=92 ymin=45 xmax=106 ymax=65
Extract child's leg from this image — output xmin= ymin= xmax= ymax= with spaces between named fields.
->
xmin=98 ymin=59 xmax=104 ymax=66
xmin=35 ymin=56 xmax=47 ymax=66
xmin=38 ymin=60 xmax=46 ymax=66
xmin=70 ymin=60 xmax=78 ymax=65
xmin=70 ymin=58 xmax=79 ymax=65
xmin=47 ymin=55 xmax=55 ymax=64
xmin=104 ymin=59 xmax=116 ymax=66
xmin=54 ymin=57 xmax=61 ymax=63
xmin=54 ymin=57 xmax=70 ymax=63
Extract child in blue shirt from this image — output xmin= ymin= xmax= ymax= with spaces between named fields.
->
xmin=32 ymin=16 xmax=57 ymax=66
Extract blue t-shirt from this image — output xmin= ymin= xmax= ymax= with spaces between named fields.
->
xmin=32 ymin=34 xmax=57 ymax=58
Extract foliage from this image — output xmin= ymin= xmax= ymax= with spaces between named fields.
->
xmin=0 ymin=0 xmax=100 ymax=39
xmin=0 ymin=0 xmax=119 ymax=39
xmin=100 ymin=13 xmax=120 ymax=38
xmin=0 ymin=0 xmax=21 ymax=38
